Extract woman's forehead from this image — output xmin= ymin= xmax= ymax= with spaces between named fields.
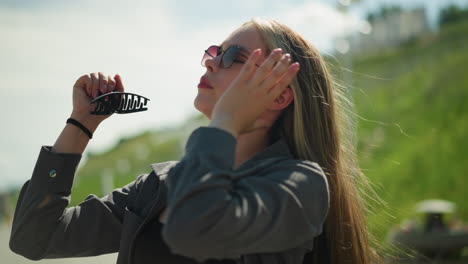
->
xmin=221 ymin=25 xmax=265 ymax=53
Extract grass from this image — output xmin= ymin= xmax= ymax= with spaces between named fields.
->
xmin=349 ymin=21 xmax=468 ymax=242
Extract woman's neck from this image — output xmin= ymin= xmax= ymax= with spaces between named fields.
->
xmin=234 ymin=128 xmax=270 ymax=169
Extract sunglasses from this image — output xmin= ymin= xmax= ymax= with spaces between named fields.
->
xmin=201 ymin=45 xmax=254 ymax=69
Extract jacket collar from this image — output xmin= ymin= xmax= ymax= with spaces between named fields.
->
xmin=234 ymin=138 xmax=294 ymax=171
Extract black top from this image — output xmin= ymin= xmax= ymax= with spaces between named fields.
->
xmin=133 ymin=219 xmax=236 ymax=264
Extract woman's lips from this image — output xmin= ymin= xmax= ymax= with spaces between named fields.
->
xmin=198 ymin=77 xmax=213 ymax=89
xmin=197 ymin=82 xmax=213 ymax=89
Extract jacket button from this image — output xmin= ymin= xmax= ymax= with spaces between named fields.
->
xmin=49 ymin=169 xmax=57 ymax=178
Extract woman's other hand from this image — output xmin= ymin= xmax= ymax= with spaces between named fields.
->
xmin=70 ymin=72 xmax=125 ymax=131
xmin=210 ymin=49 xmax=299 ymax=137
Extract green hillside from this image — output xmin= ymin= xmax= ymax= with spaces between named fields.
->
xmin=350 ymin=21 xmax=468 ymax=241
xmin=69 ymin=21 xmax=468 ymax=246
xmin=70 ymin=114 xmax=208 ymax=206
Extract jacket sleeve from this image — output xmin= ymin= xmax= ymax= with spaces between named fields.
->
xmin=9 ymin=146 xmax=139 ymax=260
xmin=162 ymin=127 xmax=330 ymax=262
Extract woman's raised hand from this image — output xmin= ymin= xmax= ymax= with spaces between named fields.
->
xmin=70 ymin=72 xmax=125 ymax=131
xmin=210 ymin=48 xmax=300 ymax=137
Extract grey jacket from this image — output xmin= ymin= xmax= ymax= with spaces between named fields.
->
xmin=9 ymin=127 xmax=330 ymax=264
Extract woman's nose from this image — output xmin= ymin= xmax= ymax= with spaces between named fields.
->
xmin=204 ymin=56 xmax=219 ymax=72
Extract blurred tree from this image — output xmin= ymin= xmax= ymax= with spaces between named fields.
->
xmin=366 ymin=5 xmax=403 ymax=23
xmin=439 ymin=5 xmax=468 ymax=27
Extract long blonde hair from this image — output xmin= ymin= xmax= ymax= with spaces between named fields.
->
xmin=246 ymin=18 xmax=378 ymax=264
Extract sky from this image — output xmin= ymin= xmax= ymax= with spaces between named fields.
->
xmin=1 ymin=0 xmax=467 ymax=192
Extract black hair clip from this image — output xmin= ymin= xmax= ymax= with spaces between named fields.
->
xmin=90 ymin=92 xmax=150 ymax=115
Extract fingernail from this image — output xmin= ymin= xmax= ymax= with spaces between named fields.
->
xmin=292 ymin=62 xmax=300 ymax=69
xmin=273 ymin=48 xmax=282 ymax=53
xmin=283 ymin=54 xmax=291 ymax=61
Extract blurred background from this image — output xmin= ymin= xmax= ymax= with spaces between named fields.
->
xmin=1 ymin=0 xmax=467 ymax=263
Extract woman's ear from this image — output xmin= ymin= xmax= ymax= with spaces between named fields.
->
xmin=269 ymin=86 xmax=294 ymax=110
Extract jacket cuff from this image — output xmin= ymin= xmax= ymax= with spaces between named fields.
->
xmin=28 ymin=146 xmax=82 ymax=195
xmin=185 ymin=127 xmax=236 ymax=170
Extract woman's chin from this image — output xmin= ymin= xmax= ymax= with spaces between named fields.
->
xmin=193 ymin=98 xmax=213 ymax=119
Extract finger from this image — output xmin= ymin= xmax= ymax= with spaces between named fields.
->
xmin=77 ymin=74 xmax=92 ymax=97
xmin=90 ymin=72 xmax=99 ymax=98
xmin=98 ymin=72 xmax=108 ymax=94
xmin=114 ymin=74 xmax=125 ymax=92
xmin=260 ymin=53 xmax=292 ymax=91
xmin=107 ymin=75 xmax=116 ymax=92
xmin=239 ymin=49 xmax=262 ymax=80
xmin=268 ymin=62 xmax=300 ymax=98
xmin=251 ymin=48 xmax=283 ymax=84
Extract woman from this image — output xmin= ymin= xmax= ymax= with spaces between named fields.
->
xmin=10 ymin=18 xmax=375 ymax=264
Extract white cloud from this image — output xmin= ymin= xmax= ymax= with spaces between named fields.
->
xmin=0 ymin=1 xmax=206 ymax=190
xmin=279 ymin=1 xmax=369 ymax=51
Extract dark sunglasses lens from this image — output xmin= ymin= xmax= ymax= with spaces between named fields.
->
xmin=221 ymin=46 xmax=240 ymax=68
xmin=202 ymin=46 xmax=220 ymax=66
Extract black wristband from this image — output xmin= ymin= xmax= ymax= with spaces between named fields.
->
xmin=66 ymin=118 xmax=93 ymax=139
